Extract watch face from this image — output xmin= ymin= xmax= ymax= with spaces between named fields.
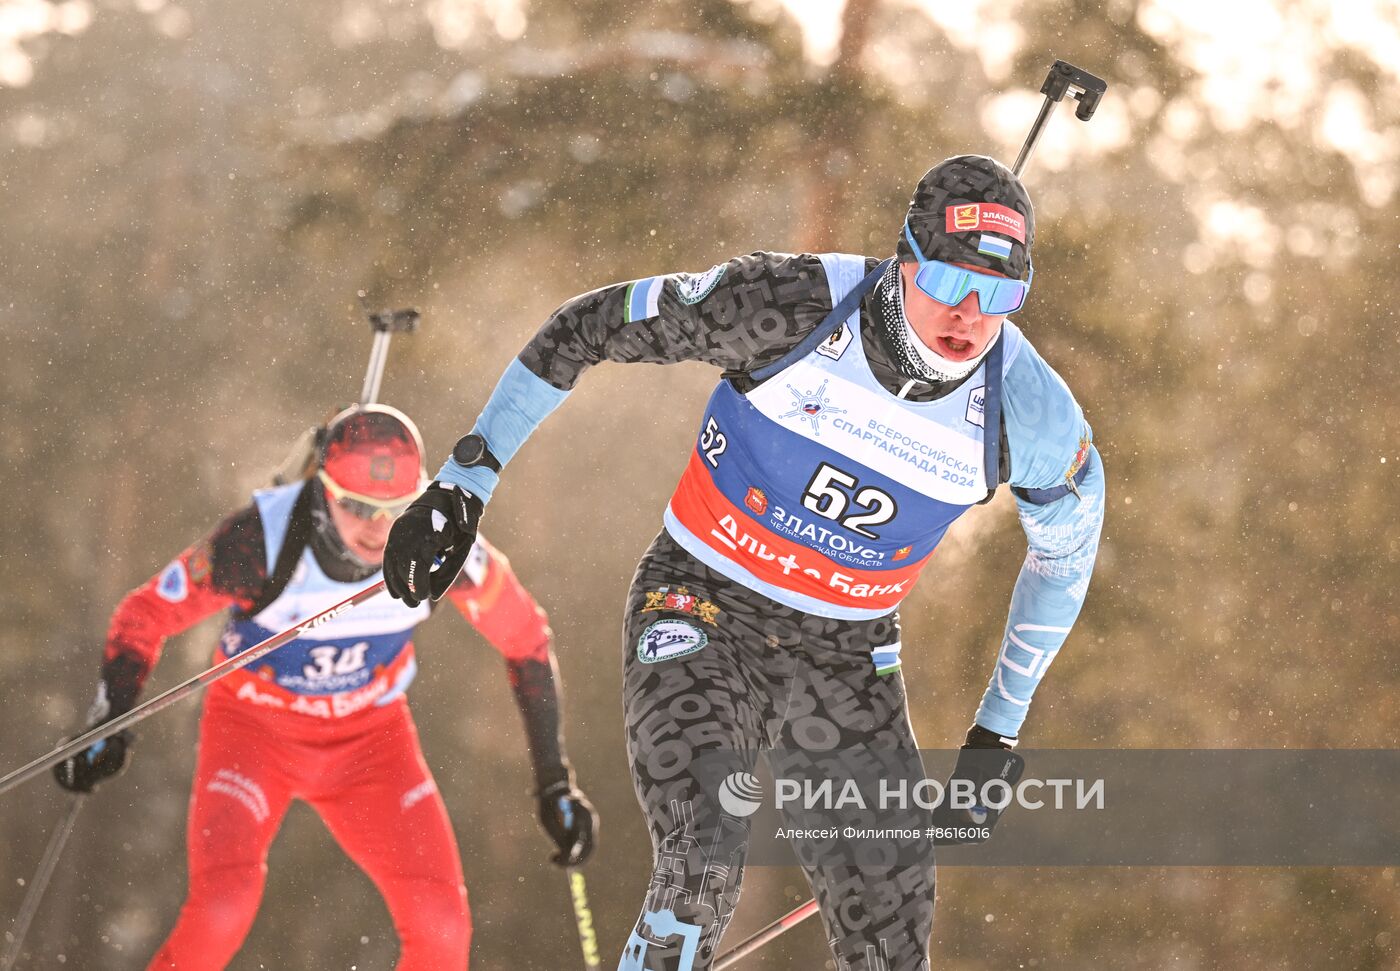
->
xmin=454 ymin=435 xmax=484 ymax=466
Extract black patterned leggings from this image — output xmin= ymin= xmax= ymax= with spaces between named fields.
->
xmin=617 ymin=531 xmax=935 ymax=971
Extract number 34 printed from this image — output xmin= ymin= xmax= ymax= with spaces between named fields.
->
xmin=303 ymin=642 xmax=369 ymax=681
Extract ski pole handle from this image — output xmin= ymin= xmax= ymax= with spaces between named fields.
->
xmin=360 ymin=329 xmax=393 ymax=406
xmin=357 ymin=295 xmax=419 ymax=406
xmin=0 ymin=582 xmax=387 ymax=797
xmin=1011 ymin=59 xmax=1108 ymax=177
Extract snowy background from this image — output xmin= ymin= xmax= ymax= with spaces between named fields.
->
xmin=1 ymin=0 xmax=1397 ymax=967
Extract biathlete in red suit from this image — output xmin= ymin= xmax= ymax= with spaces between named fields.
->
xmin=53 ymin=404 xmax=597 ymax=971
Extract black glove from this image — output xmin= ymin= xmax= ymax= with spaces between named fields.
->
xmin=930 ymin=724 xmax=1025 ymax=846
xmin=53 ymin=681 xmax=133 ymax=794
xmin=537 ymin=780 xmax=598 ymax=866
xmin=382 ymin=482 xmax=483 ymax=608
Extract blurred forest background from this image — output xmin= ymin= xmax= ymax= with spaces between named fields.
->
xmin=1 ymin=0 xmax=1397 ymax=967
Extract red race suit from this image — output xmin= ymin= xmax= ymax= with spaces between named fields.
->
xmin=103 ymin=481 xmax=564 ymax=971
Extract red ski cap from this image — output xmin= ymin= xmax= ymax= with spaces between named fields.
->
xmin=320 ymin=404 xmax=425 ymax=500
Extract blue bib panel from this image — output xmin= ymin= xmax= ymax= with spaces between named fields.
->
xmin=216 ymin=483 xmax=431 ymax=718
xmin=665 ymin=253 xmax=1024 ymax=620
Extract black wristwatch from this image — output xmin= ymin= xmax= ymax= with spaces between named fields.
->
xmin=452 ymin=434 xmax=502 ymax=473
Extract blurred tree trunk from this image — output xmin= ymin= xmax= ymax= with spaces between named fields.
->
xmin=797 ymin=0 xmax=878 ymax=252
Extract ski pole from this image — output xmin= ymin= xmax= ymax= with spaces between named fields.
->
xmin=1011 ymin=59 xmax=1108 ymax=178
xmin=356 ymin=295 xmax=419 ymax=407
xmin=272 ymin=298 xmax=420 ymax=483
xmin=0 ymin=582 xmax=387 ymax=797
xmin=565 ymin=867 xmax=602 ymax=970
xmin=0 ymin=795 xmax=86 ymax=971
xmin=713 ymin=898 xmax=819 ymax=970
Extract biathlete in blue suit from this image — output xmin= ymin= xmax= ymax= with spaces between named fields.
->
xmin=382 ymin=155 xmax=1106 ymax=971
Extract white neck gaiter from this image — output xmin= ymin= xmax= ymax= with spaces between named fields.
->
xmin=878 ymin=260 xmax=998 ymax=384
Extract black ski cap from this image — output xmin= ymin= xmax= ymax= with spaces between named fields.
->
xmin=897 ymin=155 xmax=1034 ymax=281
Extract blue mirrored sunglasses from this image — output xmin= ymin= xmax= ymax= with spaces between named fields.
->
xmin=902 ymin=220 xmax=1032 ymax=315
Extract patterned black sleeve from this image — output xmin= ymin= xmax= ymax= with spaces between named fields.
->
xmin=517 ymin=252 xmax=842 ymax=391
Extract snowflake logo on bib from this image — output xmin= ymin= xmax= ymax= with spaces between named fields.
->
xmin=779 ymin=379 xmax=845 ymax=436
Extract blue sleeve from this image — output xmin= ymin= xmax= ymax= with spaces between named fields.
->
xmin=435 ymin=358 xmax=571 ymax=503
xmin=974 ymin=337 xmax=1105 ymax=738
